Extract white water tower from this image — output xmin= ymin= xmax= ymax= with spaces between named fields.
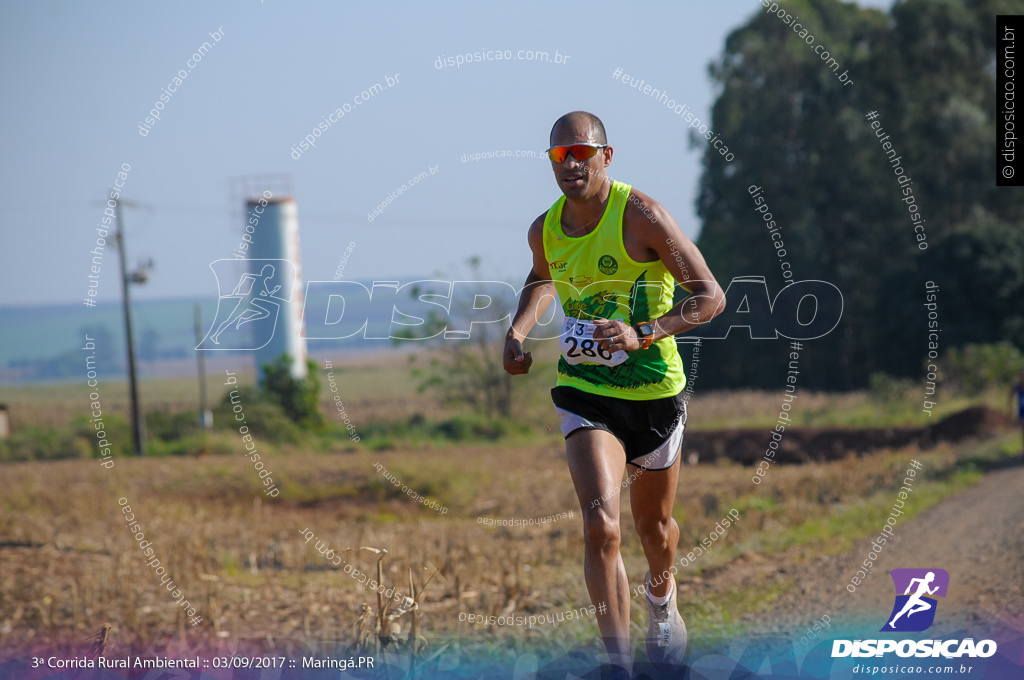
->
xmin=232 ymin=175 xmax=307 ymax=381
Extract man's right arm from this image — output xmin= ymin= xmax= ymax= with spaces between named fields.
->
xmin=503 ymin=215 xmax=555 ymax=375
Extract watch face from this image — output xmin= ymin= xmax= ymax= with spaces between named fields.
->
xmin=637 ymin=323 xmax=653 ymax=337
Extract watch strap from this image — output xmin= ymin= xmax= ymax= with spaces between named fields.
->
xmin=634 ymin=322 xmax=655 ymax=350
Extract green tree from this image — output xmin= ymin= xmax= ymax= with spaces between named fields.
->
xmin=694 ymin=0 xmax=1024 ymax=390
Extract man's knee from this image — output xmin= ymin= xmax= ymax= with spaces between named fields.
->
xmin=583 ymin=509 xmax=620 ymax=552
xmin=634 ymin=516 xmax=673 ymax=551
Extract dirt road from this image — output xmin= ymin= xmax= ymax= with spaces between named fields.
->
xmin=697 ymin=460 xmax=1024 ymax=644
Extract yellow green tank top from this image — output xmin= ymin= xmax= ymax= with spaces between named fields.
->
xmin=542 ymin=180 xmax=685 ymax=400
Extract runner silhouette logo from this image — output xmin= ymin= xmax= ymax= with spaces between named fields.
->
xmin=197 ymin=259 xmax=296 ymax=351
xmin=881 ymin=568 xmax=949 ymax=632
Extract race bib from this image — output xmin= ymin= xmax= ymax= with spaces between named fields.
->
xmin=559 ymin=317 xmax=628 ymax=367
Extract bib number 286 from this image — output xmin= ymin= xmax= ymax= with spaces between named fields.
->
xmin=560 ymin=317 xmax=628 ymax=367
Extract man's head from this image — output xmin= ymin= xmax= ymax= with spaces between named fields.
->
xmin=548 ymin=111 xmax=613 ymax=199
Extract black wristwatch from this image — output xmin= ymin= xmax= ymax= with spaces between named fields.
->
xmin=633 ymin=322 xmax=655 ymax=350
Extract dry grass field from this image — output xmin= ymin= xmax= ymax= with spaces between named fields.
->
xmin=0 ymin=429 xmax=1016 ymax=669
xmin=1 ymin=349 xmax=1019 ymax=673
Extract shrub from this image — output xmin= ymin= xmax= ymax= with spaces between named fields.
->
xmin=260 ymin=355 xmax=326 ymax=431
xmin=940 ymin=342 xmax=1024 ymax=396
xmin=214 ymin=385 xmax=303 ymax=444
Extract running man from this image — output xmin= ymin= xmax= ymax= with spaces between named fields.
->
xmin=888 ymin=571 xmax=939 ymax=628
xmin=502 ymin=111 xmax=726 ymax=675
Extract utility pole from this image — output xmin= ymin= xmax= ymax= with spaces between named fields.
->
xmin=115 ymin=198 xmax=147 ymax=456
xmin=194 ymin=303 xmax=213 ymax=428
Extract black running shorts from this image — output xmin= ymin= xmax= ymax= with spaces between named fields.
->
xmin=550 ymin=386 xmax=687 ymax=470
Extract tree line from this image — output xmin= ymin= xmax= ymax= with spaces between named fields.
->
xmin=693 ymin=0 xmax=1023 ymax=390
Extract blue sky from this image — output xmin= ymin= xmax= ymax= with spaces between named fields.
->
xmin=0 ymin=0 xmax=890 ymax=307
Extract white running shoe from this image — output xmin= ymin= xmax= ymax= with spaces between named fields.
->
xmin=644 ymin=570 xmax=688 ymax=667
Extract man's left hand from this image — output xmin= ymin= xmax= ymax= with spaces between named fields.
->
xmin=592 ymin=318 xmax=640 ymax=353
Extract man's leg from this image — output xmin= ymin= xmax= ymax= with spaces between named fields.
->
xmin=629 ymin=456 xmax=681 ymax=599
xmin=629 ymin=451 xmax=688 ymax=667
xmin=565 ymin=428 xmax=631 ymax=671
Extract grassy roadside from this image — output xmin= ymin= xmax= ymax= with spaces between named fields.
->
xmin=664 ymin=432 xmax=1020 ymax=640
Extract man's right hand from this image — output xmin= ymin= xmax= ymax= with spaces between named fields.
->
xmin=503 ymin=336 xmax=533 ymax=375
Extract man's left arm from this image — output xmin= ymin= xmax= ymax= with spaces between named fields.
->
xmin=593 ymin=194 xmax=726 ymax=351
xmin=640 ymin=199 xmax=726 ymax=342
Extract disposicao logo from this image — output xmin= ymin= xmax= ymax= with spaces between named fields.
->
xmin=197 ymin=259 xmax=296 ymax=351
xmin=832 ymin=568 xmax=997 ymax=659
xmin=882 ymin=568 xmax=948 ymax=632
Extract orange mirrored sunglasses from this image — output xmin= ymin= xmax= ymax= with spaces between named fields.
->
xmin=545 ymin=143 xmax=607 ymax=163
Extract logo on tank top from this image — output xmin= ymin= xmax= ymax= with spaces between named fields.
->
xmin=549 ymin=260 xmax=568 ymax=273
xmin=569 ymin=275 xmax=593 ymax=287
xmin=598 ymin=255 xmax=618 ymax=275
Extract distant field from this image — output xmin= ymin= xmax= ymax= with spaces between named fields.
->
xmin=2 ymin=347 xmax=426 ymax=431
xmin=1 ymin=341 xmax=1008 ymax=436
